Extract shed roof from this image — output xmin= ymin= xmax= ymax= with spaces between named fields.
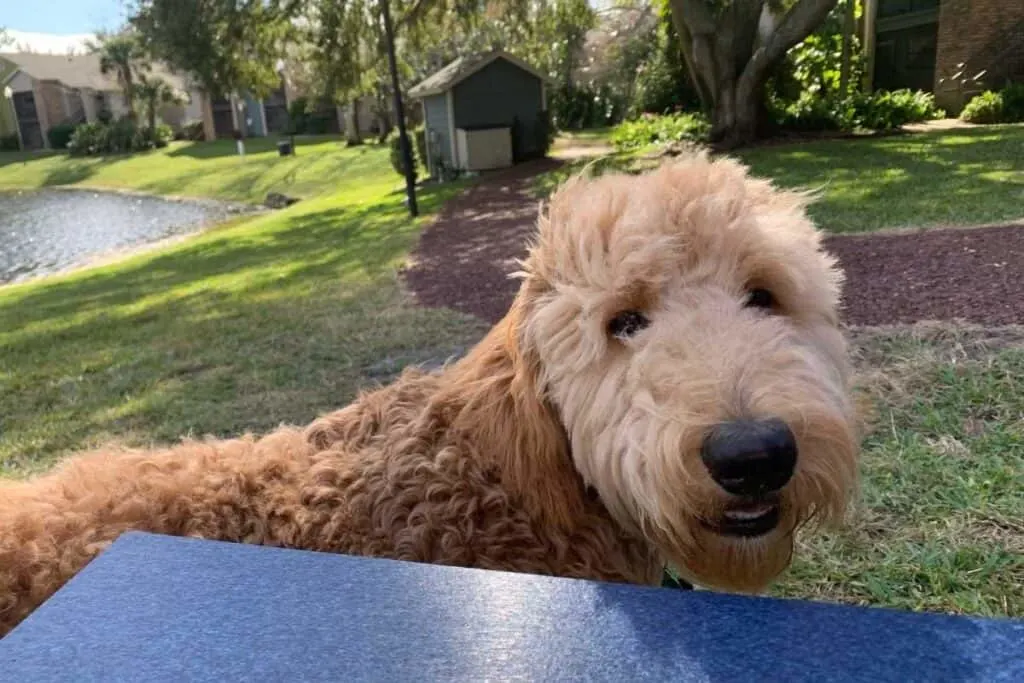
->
xmin=0 ymin=52 xmax=191 ymax=93
xmin=408 ymin=50 xmax=549 ymax=99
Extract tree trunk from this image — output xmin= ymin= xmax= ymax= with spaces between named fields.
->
xmin=123 ymin=69 xmax=137 ymax=121
xmin=345 ymin=101 xmax=363 ymax=146
xmin=148 ymin=100 xmax=157 ymax=132
xmin=839 ymin=0 xmax=856 ymax=98
xmin=669 ymin=0 xmax=840 ymax=148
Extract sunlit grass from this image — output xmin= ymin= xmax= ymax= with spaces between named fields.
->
xmin=0 ymin=144 xmax=484 ymax=475
xmin=0 ymin=136 xmax=397 ymax=204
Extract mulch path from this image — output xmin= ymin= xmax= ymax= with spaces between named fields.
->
xmin=402 ymin=162 xmax=1024 ymax=327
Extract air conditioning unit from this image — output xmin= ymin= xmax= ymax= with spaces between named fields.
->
xmin=455 ymin=126 xmax=513 ymax=172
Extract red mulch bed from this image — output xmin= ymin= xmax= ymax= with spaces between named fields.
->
xmin=402 ymin=164 xmax=1024 ymax=327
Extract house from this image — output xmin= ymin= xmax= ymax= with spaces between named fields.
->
xmin=862 ymin=0 xmax=1024 ymax=113
xmin=0 ymin=51 xmax=206 ymax=149
xmin=409 ymin=51 xmax=550 ymax=177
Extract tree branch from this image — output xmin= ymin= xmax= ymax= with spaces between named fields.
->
xmin=736 ymin=0 xmax=837 ymax=117
xmin=671 ymin=0 xmax=718 ymax=37
xmin=761 ymin=0 xmax=838 ymax=63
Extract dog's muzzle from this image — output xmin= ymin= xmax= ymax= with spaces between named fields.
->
xmin=700 ymin=418 xmax=797 ymax=537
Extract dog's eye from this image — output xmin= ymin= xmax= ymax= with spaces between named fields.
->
xmin=608 ymin=310 xmax=650 ymax=339
xmin=745 ymin=288 xmax=775 ymax=311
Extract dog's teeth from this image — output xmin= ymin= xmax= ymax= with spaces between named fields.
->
xmin=723 ymin=505 xmax=774 ymax=520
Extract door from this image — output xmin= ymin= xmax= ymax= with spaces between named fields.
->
xmin=12 ymin=92 xmax=43 ymax=150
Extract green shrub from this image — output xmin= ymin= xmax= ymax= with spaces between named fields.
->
xmin=181 ymin=120 xmax=205 ymax=141
xmin=68 ymin=122 xmax=108 ymax=156
xmin=997 ymin=82 xmax=1024 ymax=122
xmin=855 ymin=89 xmax=944 ymax=130
xmin=47 ymin=123 xmax=77 ymax=150
xmin=960 ymin=91 xmax=1004 ymax=124
xmin=413 ymin=126 xmax=427 ymax=169
xmin=106 ymin=118 xmax=139 ymax=153
xmin=609 ymin=112 xmax=710 ymax=151
xmin=67 ymin=119 xmax=171 ymax=156
xmin=0 ymin=134 xmax=19 ymax=151
xmin=769 ymin=88 xmax=942 ymax=132
xmin=551 ymin=83 xmax=625 ymax=130
xmin=770 ymin=92 xmax=856 ymax=132
xmin=388 ymin=133 xmax=419 ymax=179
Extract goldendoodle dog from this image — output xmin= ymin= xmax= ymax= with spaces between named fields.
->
xmin=0 ymin=152 xmax=859 ymax=636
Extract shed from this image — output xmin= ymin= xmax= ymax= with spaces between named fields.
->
xmin=409 ymin=51 xmax=550 ymax=178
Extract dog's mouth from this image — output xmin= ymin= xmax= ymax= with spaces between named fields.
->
xmin=704 ymin=497 xmax=781 ymax=537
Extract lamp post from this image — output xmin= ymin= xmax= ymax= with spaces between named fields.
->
xmin=380 ymin=0 xmax=418 ymax=217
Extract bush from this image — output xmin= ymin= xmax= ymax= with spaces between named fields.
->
xmin=551 ymin=83 xmax=626 ymax=130
xmin=389 ymin=133 xmax=419 ymax=179
xmin=0 ymin=134 xmax=19 ymax=151
xmin=180 ymin=120 xmax=205 ymax=141
xmin=962 ymin=83 xmax=1024 ymax=124
xmin=413 ymin=126 xmax=427 ymax=170
xmin=68 ymin=122 xmax=108 ymax=156
xmin=769 ymin=88 xmax=943 ymax=133
xmin=609 ymin=112 xmax=710 ymax=151
xmin=855 ymin=89 xmax=944 ymax=130
xmin=1000 ymin=82 xmax=1024 ymax=121
xmin=47 ymin=123 xmax=77 ymax=150
xmin=67 ymin=119 xmax=172 ymax=156
xmin=960 ymin=91 xmax=1004 ymax=124
xmin=769 ymin=92 xmax=855 ymax=132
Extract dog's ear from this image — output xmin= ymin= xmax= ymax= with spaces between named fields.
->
xmin=440 ymin=297 xmax=585 ymax=530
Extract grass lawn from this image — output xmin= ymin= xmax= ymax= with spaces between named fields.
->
xmin=771 ymin=325 xmax=1023 ymax=617
xmin=542 ymin=124 xmax=1024 ymax=233
xmin=0 ymin=139 xmax=484 ymax=475
xmin=1 ymin=132 xmax=1021 ymax=617
xmin=0 ymin=136 xmax=404 ymax=204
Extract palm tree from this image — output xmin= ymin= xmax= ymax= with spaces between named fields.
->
xmin=90 ymin=32 xmax=148 ymax=121
xmin=135 ymin=74 xmax=183 ymax=133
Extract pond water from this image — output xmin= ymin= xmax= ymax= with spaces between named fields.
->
xmin=0 ymin=189 xmax=253 ymax=285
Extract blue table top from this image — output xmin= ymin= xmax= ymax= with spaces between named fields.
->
xmin=1 ymin=531 xmax=1021 ymax=682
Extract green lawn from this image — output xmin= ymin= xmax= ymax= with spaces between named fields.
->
xmin=543 ymin=124 xmax=1024 ymax=233
xmin=0 ymin=139 xmax=484 ymax=475
xmin=0 ymin=136 xmax=402 ymax=204
xmin=770 ymin=325 xmax=1024 ymax=617
xmin=1 ymin=132 xmax=1022 ymax=617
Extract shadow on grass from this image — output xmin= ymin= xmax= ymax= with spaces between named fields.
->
xmin=41 ymin=160 xmax=97 ymax=186
xmin=0 ymin=150 xmax=61 ymax=169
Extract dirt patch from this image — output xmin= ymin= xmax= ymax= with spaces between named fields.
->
xmin=402 ymin=158 xmax=561 ymax=324
xmin=826 ymin=224 xmax=1024 ymax=326
xmin=403 ymin=162 xmax=1024 ymax=327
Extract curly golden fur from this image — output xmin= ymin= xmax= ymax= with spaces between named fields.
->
xmin=0 ymin=152 xmax=859 ymax=636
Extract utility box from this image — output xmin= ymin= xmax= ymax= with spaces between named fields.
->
xmin=455 ymin=126 xmax=513 ymax=172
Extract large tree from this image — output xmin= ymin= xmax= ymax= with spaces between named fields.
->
xmin=668 ymin=0 xmax=839 ymax=147
xmin=129 ymin=0 xmax=301 ymax=98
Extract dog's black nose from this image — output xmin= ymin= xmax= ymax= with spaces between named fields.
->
xmin=701 ymin=418 xmax=797 ymax=496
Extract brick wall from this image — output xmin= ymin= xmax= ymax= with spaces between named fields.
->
xmin=935 ymin=0 xmax=1024 ymax=112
